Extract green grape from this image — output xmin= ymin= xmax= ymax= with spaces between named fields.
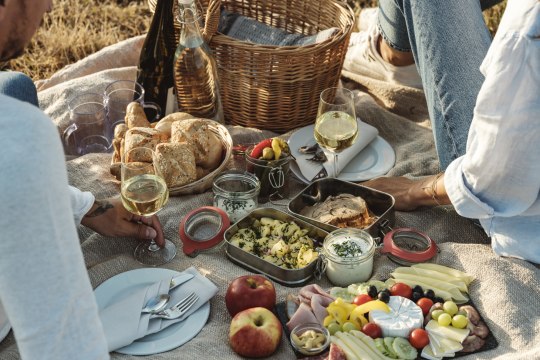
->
xmin=431 ymin=309 xmax=445 ymax=320
xmin=443 ymin=301 xmax=459 ymax=316
xmin=438 ymin=313 xmax=452 ymax=326
xmin=327 ymin=322 xmax=341 ymax=335
xmin=452 ymin=314 xmax=469 ymax=329
xmin=342 ymin=322 xmax=358 ymax=332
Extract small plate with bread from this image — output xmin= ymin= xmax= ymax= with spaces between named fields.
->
xmin=110 ymin=103 xmax=232 ymax=195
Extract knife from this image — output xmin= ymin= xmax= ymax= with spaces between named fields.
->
xmin=169 ymin=273 xmax=194 ymax=291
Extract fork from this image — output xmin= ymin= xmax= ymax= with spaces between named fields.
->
xmin=149 ymin=292 xmax=199 ymax=320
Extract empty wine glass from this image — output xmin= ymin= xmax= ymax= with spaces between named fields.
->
xmin=314 ymin=87 xmax=358 ymax=178
xmin=121 ymin=147 xmax=176 ymax=266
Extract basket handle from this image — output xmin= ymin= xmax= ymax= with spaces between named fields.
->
xmin=203 ymin=0 xmax=221 ymax=43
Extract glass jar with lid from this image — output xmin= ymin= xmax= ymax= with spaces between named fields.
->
xmin=321 ymin=228 xmax=375 ymax=286
xmin=212 ymin=171 xmax=260 ymax=223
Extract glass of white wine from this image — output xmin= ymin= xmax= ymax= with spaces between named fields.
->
xmin=121 ymin=147 xmax=176 ymax=266
xmin=314 ymin=87 xmax=358 ymax=178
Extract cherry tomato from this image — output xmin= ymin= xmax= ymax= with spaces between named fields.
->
xmin=416 ymin=297 xmax=434 ymax=316
xmin=361 ymin=322 xmax=382 ymax=339
xmin=353 ymin=294 xmax=373 ymax=306
xmin=390 ymin=283 xmax=413 ymax=299
xmin=249 ymin=139 xmax=272 ymax=158
xmin=409 ymin=328 xmax=430 ymax=349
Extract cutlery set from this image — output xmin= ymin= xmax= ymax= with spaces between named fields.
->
xmin=298 ymin=143 xmax=327 ymax=163
xmin=150 ymin=292 xmax=199 ymax=320
xmin=141 ymin=273 xmax=198 ymax=320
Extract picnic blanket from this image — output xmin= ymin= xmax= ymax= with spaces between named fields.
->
xmin=0 ymin=36 xmax=538 ymax=359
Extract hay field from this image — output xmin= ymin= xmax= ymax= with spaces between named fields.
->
xmin=4 ymin=0 xmax=505 ymax=81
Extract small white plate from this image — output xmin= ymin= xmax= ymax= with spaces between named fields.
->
xmin=288 ymin=124 xmax=395 ymax=183
xmin=0 ymin=306 xmax=10 ymax=343
xmin=94 ymin=268 xmax=210 ymax=355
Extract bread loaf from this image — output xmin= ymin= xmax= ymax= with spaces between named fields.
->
xmin=300 ymin=194 xmax=375 ymax=229
xmin=154 ymin=142 xmax=197 ymax=188
xmin=124 ymin=127 xmax=168 ymax=162
xmin=170 ymin=119 xmax=209 ymax=163
xmin=125 ymin=102 xmax=151 ymax=129
xmin=154 ymin=112 xmax=194 ymax=136
xmin=198 ymin=131 xmax=223 ymax=169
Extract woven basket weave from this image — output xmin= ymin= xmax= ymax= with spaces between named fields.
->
xmin=148 ymin=0 xmax=355 ymax=133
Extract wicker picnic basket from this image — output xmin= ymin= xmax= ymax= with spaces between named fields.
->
xmin=148 ymin=0 xmax=355 ymax=133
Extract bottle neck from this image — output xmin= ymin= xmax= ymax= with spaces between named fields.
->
xmin=177 ymin=1 xmax=204 ymax=47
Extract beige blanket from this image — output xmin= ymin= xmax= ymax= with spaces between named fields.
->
xmin=0 ymin=37 xmax=538 ymax=359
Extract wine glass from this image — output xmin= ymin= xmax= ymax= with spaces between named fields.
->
xmin=121 ymin=147 xmax=176 ymax=266
xmin=314 ymin=87 xmax=358 ymax=178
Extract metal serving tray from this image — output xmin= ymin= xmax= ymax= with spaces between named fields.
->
xmin=287 ymin=178 xmax=395 ymax=238
xmin=224 ymin=208 xmax=329 ymax=287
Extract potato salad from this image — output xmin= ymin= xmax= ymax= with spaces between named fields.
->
xmin=229 ymin=217 xmax=319 ymax=269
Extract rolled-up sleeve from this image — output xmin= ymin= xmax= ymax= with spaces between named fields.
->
xmin=445 ymin=3 xmax=540 ymax=221
xmin=68 ymin=185 xmax=95 ymax=225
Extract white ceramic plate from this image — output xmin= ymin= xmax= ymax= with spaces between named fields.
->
xmin=94 ymin=268 xmax=210 ymax=355
xmin=288 ymin=124 xmax=395 ymax=183
xmin=0 ymin=306 xmax=10 ymax=343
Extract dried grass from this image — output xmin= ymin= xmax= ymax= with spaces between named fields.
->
xmin=4 ymin=0 xmax=151 ymax=81
xmin=4 ymin=0 xmax=505 ymax=81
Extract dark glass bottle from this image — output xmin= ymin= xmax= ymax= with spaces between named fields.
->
xmin=173 ymin=0 xmax=224 ymax=123
xmin=136 ymin=0 xmax=177 ymax=120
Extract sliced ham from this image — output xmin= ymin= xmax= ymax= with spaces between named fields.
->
xmin=311 ymin=294 xmax=333 ymax=324
xmin=298 ymin=284 xmax=335 ymax=305
xmin=288 ymin=284 xmax=335 ymax=331
xmin=286 ymin=302 xmax=319 ymax=332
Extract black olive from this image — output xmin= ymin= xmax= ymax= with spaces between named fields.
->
xmin=378 ymin=291 xmax=390 ymax=303
xmin=411 ymin=291 xmax=423 ymax=302
xmin=434 ymin=296 xmax=445 ymax=304
xmin=412 ymin=285 xmax=424 ymax=295
xmin=425 ymin=289 xmax=435 ymax=300
xmin=368 ymin=285 xmax=378 ymax=299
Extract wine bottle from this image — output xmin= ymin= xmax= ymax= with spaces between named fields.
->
xmin=136 ymin=0 xmax=177 ymax=120
xmin=173 ymin=0 xmax=224 ymax=123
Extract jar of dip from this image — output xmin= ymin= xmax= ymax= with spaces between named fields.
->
xmin=322 ymin=228 xmax=375 ymax=286
xmin=212 ymin=171 xmax=260 ymax=223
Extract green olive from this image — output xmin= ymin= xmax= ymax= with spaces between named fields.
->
xmin=261 ymin=147 xmax=274 ymax=160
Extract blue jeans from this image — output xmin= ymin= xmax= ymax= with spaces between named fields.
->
xmin=377 ymin=0 xmax=497 ymax=170
xmin=0 ymin=71 xmax=39 ymax=107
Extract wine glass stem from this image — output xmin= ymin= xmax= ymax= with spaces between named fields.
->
xmin=333 ymin=153 xmax=339 ymax=178
xmin=148 ymin=239 xmax=160 ymax=252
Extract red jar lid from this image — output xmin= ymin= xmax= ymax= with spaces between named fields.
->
xmin=379 ymin=228 xmax=438 ymax=265
xmin=179 ymin=206 xmax=230 ymax=257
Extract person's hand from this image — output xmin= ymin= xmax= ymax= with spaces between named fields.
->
xmin=361 ymin=176 xmax=428 ymax=211
xmin=80 ymin=197 xmax=165 ymax=247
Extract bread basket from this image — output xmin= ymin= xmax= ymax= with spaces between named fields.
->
xmin=168 ymin=120 xmax=232 ymax=196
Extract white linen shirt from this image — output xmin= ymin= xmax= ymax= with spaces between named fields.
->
xmin=0 ymin=94 xmax=109 ymax=359
xmin=445 ymin=0 xmax=540 ymax=264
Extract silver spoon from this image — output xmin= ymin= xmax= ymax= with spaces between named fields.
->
xmin=141 ymin=294 xmax=170 ymax=314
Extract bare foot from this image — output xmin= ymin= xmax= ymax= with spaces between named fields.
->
xmin=377 ymin=35 xmax=415 ymax=67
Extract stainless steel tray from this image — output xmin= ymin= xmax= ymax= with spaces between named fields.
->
xmin=287 ymin=178 xmax=395 ymax=238
xmin=224 ymin=208 xmax=329 ymax=287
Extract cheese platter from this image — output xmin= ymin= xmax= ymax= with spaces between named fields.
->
xmin=277 ymin=263 xmax=498 ymax=359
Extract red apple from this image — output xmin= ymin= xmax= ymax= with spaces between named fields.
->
xmin=225 ymin=275 xmax=276 ymax=317
xmin=229 ymin=307 xmax=282 ymax=358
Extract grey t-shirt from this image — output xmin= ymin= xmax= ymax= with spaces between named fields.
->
xmin=0 ymin=94 xmax=109 ymax=359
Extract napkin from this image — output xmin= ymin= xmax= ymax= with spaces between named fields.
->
xmin=98 ymin=267 xmax=218 ymax=352
xmin=295 ymin=120 xmax=379 ymax=181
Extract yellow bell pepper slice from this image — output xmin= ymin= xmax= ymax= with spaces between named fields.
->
xmin=323 ymin=315 xmax=336 ymax=327
xmin=350 ymin=300 xmax=391 ymax=318
xmin=326 ymin=304 xmax=348 ymax=325
xmin=333 ymin=297 xmax=356 ymax=314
